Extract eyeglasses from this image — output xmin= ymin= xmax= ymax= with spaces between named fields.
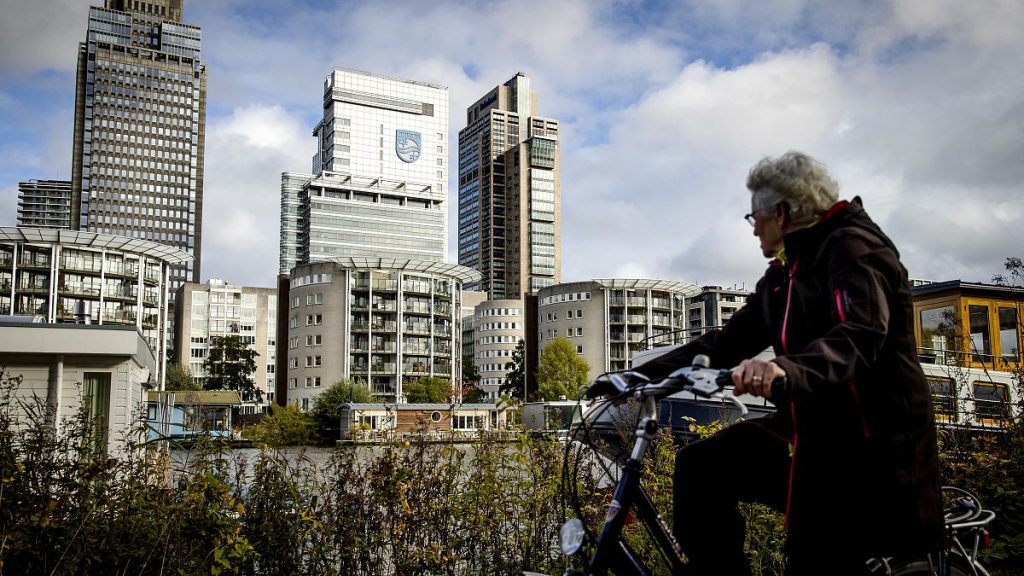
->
xmin=744 ymin=212 xmax=759 ymax=227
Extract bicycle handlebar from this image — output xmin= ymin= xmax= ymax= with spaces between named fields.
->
xmin=584 ymin=354 xmax=791 ymax=407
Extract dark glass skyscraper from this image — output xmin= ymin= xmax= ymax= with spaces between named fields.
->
xmin=71 ymin=0 xmax=206 ymax=286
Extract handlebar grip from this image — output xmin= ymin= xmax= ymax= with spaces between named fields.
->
xmin=584 ymin=375 xmax=618 ymax=399
xmin=769 ymin=377 xmax=790 ymax=406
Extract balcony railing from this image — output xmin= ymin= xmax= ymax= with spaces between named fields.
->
xmin=371 ymin=363 xmax=397 ymax=374
xmin=405 ymin=281 xmax=431 ymax=294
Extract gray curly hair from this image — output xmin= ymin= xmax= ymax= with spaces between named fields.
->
xmin=746 ymin=151 xmax=839 ymax=225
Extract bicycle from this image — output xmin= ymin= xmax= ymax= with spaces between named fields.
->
xmin=525 ymin=354 xmax=996 ymax=576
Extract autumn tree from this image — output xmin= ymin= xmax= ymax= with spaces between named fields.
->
xmin=536 ymin=337 xmax=589 ymax=401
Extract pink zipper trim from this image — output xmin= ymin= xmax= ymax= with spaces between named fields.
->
xmin=834 ymin=288 xmax=847 ymax=322
xmin=780 ymin=259 xmax=799 ymax=354
xmin=785 ymin=403 xmax=798 ymax=530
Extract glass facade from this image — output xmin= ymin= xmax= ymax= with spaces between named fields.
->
xmin=285 ymin=259 xmax=480 ymax=406
xmin=0 ymin=227 xmax=190 ymax=384
xmin=280 ymin=69 xmax=448 ymax=274
xmin=71 ymin=1 xmax=207 ymax=288
xmin=458 ymin=74 xmax=560 ymax=298
xmin=18 ymin=180 xmax=73 ymax=229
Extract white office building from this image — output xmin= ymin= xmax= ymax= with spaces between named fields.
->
xmin=280 ymin=68 xmax=449 ymax=274
xmin=173 ymin=279 xmax=277 ymax=412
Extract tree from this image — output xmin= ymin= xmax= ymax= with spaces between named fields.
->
xmin=404 ymin=377 xmax=452 ymax=403
xmin=164 ymin=362 xmax=200 ymax=391
xmin=536 ymin=337 xmax=589 ymax=401
xmin=310 ymin=379 xmax=372 ymax=436
xmin=203 ymin=335 xmax=261 ymax=403
xmin=499 ymin=339 xmax=526 ymax=400
xmin=240 ymin=404 xmax=314 ymax=446
xmin=462 ymin=356 xmax=481 ymax=386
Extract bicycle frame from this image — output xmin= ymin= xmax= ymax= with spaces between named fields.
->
xmin=586 ymin=394 xmax=686 ymax=575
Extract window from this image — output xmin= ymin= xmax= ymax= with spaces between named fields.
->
xmin=919 ymin=306 xmax=953 ymax=364
xmin=968 ymin=304 xmax=991 ymax=362
xmin=973 ymin=381 xmax=1009 ymax=424
xmin=83 ymin=372 xmax=111 ymax=454
xmin=576 ymin=327 xmax=583 ymax=337
xmin=315 ymin=292 xmax=324 ymax=304
xmin=305 ymin=377 xmax=312 ymax=388
xmin=566 ymin=310 xmax=574 ymax=319
xmin=927 ymin=377 xmax=956 ymax=422
xmin=566 ymin=328 xmax=573 ymax=337
xmin=577 ymin=345 xmax=584 ymax=354
xmin=999 ymin=306 xmax=1019 ymax=361
xmin=577 ymin=309 xmax=583 ymax=318
xmin=306 ymin=294 xmax=314 ymax=305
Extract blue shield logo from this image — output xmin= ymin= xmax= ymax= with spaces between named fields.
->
xmin=395 ymin=130 xmax=422 ymax=163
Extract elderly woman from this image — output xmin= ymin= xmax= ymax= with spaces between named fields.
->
xmin=634 ymin=152 xmax=943 ymax=576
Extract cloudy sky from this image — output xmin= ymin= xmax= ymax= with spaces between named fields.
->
xmin=1 ymin=0 xmax=1022 ymax=290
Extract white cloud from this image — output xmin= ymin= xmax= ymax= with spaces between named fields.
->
xmin=199 ymin=104 xmax=310 ymax=286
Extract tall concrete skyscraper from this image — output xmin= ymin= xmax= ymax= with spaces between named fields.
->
xmin=71 ymin=0 xmax=206 ymax=287
xmin=458 ymin=73 xmax=560 ymax=298
xmin=280 ymin=68 xmax=449 ymax=274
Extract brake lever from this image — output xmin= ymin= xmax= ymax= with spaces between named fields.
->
xmin=720 ymin=390 xmax=749 ymax=417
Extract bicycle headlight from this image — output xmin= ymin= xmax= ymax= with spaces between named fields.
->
xmin=559 ymin=518 xmax=586 ymax=556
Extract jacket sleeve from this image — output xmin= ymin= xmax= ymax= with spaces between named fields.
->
xmin=771 ymin=228 xmax=900 ymax=399
xmin=632 ymin=278 xmax=774 ymax=381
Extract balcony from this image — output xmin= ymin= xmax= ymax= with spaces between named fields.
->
xmin=59 ymin=283 xmax=100 ymax=297
xmin=17 ymin=279 xmax=50 ymax=293
xmin=105 ymin=264 xmax=139 ymax=278
xmin=405 ymin=324 xmax=430 ymax=335
xmin=371 ymin=321 xmax=398 ymax=332
xmin=651 ymin=298 xmax=671 ymax=310
xmin=351 ymin=321 xmax=370 ymax=332
xmin=371 ymin=363 xmax=397 ymax=374
xmin=403 ymin=362 xmax=430 ymax=375
xmin=404 ymin=302 xmax=431 ymax=315
xmin=432 ymin=363 xmax=452 ymax=374
xmin=352 ymin=300 xmax=369 ymax=311
xmin=352 ymin=279 xmax=370 ymax=290
xmin=433 ymin=326 xmax=451 ymax=337
xmin=372 ymin=280 xmax=398 ymax=292
xmin=434 ymin=303 xmax=451 ymax=315
xmin=373 ymin=301 xmax=398 ymax=312
xmin=20 ymin=254 xmax=52 ymax=269
xmin=371 ymin=342 xmax=397 ymax=353
xmin=103 ymin=310 xmax=136 ymax=324
xmin=609 ymin=332 xmax=625 ymax=342
xmin=405 ymin=281 xmax=431 ymax=295
xmin=351 ymin=341 xmax=369 ymax=353
xmin=144 ymin=269 xmax=161 ymax=283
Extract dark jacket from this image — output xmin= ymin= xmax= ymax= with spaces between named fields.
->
xmin=635 ymin=198 xmax=944 ymax=556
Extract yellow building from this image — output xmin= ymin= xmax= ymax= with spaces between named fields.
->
xmin=911 ymin=281 xmax=1022 ymax=428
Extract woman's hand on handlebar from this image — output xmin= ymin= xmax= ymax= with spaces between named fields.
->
xmin=732 ymin=359 xmax=786 ymax=398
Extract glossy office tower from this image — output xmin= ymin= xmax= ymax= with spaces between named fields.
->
xmin=457 ymin=72 xmax=560 ymax=299
xmin=70 ymin=0 xmax=206 ymax=287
